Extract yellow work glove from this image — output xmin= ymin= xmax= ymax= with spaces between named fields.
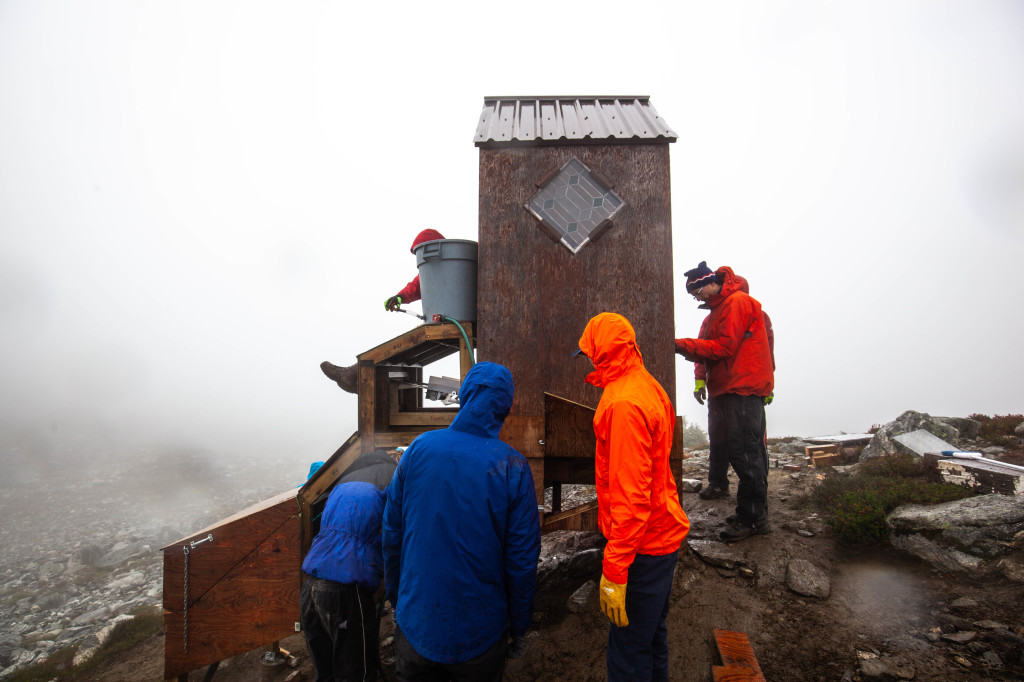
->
xmin=763 ymin=392 xmax=774 ymax=406
xmin=599 ymin=575 xmax=629 ymax=627
xmin=694 ymin=379 xmax=707 ymax=405
xmin=385 ymin=295 xmax=402 ymax=311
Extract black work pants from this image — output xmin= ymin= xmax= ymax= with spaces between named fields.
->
xmin=606 ymin=551 xmax=678 ymax=682
xmin=394 ymin=626 xmax=507 ymax=682
xmin=708 ymin=393 xmax=768 ymax=525
xmin=300 ymin=575 xmax=379 ymax=682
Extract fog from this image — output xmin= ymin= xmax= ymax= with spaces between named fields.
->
xmin=2 ymin=1 xmax=1022 ymax=480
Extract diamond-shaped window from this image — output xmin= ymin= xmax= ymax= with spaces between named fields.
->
xmin=525 ymin=158 xmax=625 ymax=254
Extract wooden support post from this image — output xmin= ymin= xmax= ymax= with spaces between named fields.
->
xmin=552 ymin=482 xmax=562 ymax=513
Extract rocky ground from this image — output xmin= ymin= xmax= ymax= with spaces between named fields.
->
xmin=2 ymin=415 xmax=1023 ymax=681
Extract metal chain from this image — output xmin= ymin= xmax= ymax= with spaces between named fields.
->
xmin=183 ymin=545 xmax=190 ymax=653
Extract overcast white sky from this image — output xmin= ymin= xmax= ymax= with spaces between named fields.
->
xmin=2 ymin=1 xmax=1022 ymax=471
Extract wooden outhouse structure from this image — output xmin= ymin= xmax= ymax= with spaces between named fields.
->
xmin=473 ymin=96 xmax=684 ymax=528
xmin=162 ymin=95 xmax=684 ymax=679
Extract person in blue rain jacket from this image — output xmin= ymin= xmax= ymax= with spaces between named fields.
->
xmin=301 ymin=450 xmax=396 ymax=682
xmin=382 ymin=361 xmax=541 ymax=681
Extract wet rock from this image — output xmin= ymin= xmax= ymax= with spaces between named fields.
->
xmin=861 ymin=410 xmax=960 ymax=460
xmin=982 ymin=650 xmax=1004 ymax=667
xmin=565 ymin=549 xmax=603 ymax=578
xmin=679 ymin=478 xmax=703 ymax=493
xmin=567 ymin=580 xmax=597 ymax=614
xmin=71 ymin=605 xmax=110 ymax=627
xmin=859 ymin=654 xmax=915 ymax=680
xmin=949 ymin=597 xmax=978 ymax=609
xmin=785 ymin=559 xmax=830 ymax=599
xmin=687 ymin=540 xmax=746 ymax=570
xmin=938 ymin=417 xmax=981 ymax=440
xmin=941 ymin=631 xmax=976 ymax=643
xmin=72 ymin=634 xmax=102 ymax=667
xmin=107 ymin=569 xmax=146 ymax=591
xmin=96 ymin=541 xmax=148 ymax=568
xmin=937 ymin=614 xmax=975 ymax=632
xmin=887 ymin=494 xmax=1024 ymax=573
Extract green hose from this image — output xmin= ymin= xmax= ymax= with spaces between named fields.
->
xmin=440 ymin=316 xmax=475 ymax=366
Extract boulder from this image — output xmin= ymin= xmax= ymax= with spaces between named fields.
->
xmin=938 ymin=417 xmax=981 ymax=440
xmin=861 ymin=411 xmax=960 ymax=461
xmin=1015 ymin=420 xmax=1024 ymax=437
xmin=688 ymin=539 xmax=747 ymax=570
xmin=785 ymin=559 xmax=830 ymax=599
xmin=887 ymin=494 xmax=1024 ymax=575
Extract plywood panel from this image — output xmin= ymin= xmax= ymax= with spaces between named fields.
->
xmin=164 ymin=507 xmax=300 ymax=679
xmin=163 ymin=490 xmax=298 ymax=606
xmin=544 ymin=393 xmax=596 ymax=458
xmin=478 ymin=143 xmax=677 ymax=460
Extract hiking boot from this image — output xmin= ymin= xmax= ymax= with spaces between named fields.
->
xmin=726 ymin=515 xmax=771 ymax=534
xmin=320 ymin=361 xmax=357 ymax=394
xmin=719 ymin=522 xmax=755 ymax=542
xmin=698 ymin=485 xmax=728 ymax=500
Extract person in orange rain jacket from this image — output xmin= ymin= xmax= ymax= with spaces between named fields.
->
xmin=575 ymin=312 xmax=689 ymax=682
xmin=320 ymin=229 xmax=445 ymax=393
xmin=676 ymin=261 xmax=775 ymax=543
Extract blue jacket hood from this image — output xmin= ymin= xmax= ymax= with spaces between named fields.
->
xmin=449 ymin=361 xmax=513 ymax=438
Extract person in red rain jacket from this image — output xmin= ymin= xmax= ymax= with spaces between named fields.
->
xmin=384 ymin=228 xmax=445 ymax=311
xmin=321 ymin=229 xmax=445 ymax=393
xmin=576 ymin=312 xmax=689 ymax=682
xmin=676 ymin=261 xmax=774 ymax=542
xmin=692 ymin=274 xmax=775 ymax=509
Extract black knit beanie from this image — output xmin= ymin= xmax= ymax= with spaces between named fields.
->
xmin=684 ymin=261 xmax=719 ymax=292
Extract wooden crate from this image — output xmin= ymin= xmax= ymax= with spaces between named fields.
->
xmin=806 ymin=444 xmax=841 ymax=467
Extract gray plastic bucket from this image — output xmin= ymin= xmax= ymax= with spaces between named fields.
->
xmin=413 ymin=239 xmax=478 ymax=322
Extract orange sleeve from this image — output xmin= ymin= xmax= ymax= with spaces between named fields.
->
xmin=601 ymin=399 xmax=654 ymax=584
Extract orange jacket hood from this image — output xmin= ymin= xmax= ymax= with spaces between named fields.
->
xmin=577 ymin=312 xmax=644 ymax=388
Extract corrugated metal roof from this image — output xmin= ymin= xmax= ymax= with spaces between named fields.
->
xmin=474 ymin=96 xmax=677 ymax=147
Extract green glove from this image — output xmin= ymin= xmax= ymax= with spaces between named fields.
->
xmin=694 ymin=379 xmax=707 ymax=405
xmin=385 ymin=295 xmax=402 ymax=311
xmin=763 ymin=392 xmax=774 ymax=406
xmin=599 ymin=574 xmax=629 ymax=627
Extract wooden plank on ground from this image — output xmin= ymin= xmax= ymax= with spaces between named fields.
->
xmin=712 ymin=629 xmax=765 ymax=682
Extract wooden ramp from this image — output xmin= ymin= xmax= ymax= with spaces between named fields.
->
xmin=712 ymin=629 xmax=766 ymax=682
xmin=162 ymin=490 xmax=300 ymax=680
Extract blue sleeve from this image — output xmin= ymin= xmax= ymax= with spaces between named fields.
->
xmin=382 ymin=454 xmax=407 ymax=608
xmin=503 ymin=454 xmax=541 ymax=637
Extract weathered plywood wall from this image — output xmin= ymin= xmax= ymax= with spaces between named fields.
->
xmin=479 ymin=143 xmax=676 ymax=464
